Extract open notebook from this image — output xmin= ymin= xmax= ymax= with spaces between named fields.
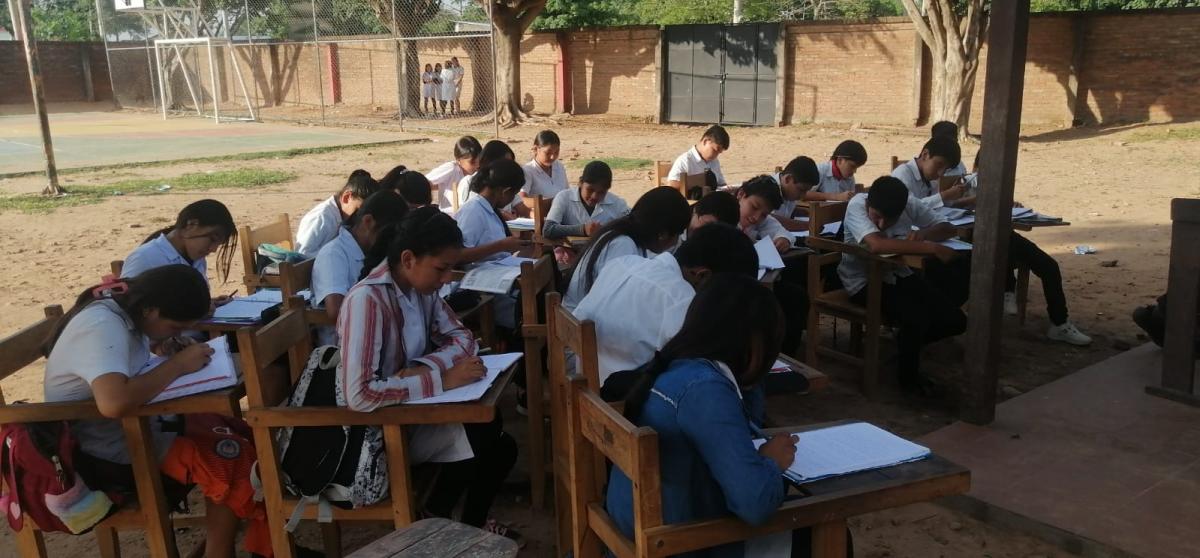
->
xmin=144 ymin=336 xmax=239 ymax=404
xmin=754 ymin=422 xmax=931 ymax=483
xmin=406 ymin=352 xmax=523 ymax=405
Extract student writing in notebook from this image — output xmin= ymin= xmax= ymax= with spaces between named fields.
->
xmin=891 ymin=134 xmax=966 ymax=210
xmin=380 ymin=165 xmax=434 ymax=210
xmin=456 ymin=140 xmax=528 ymax=217
xmin=426 ymin=136 xmax=481 ymax=211
xmin=543 ymin=160 xmax=630 ymax=240
xmin=668 ymin=125 xmax=729 ymax=195
xmin=608 ymin=274 xmax=845 ymax=557
xmin=311 ymin=191 xmax=409 ymax=346
xmin=295 ymin=169 xmax=382 ymax=257
xmin=520 ymin=130 xmax=569 ymax=203
xmin=736 ymin=175 xmax=793 ymax=254
xmin=43 ymin=265 xmax=273 ymax=557
xmin=841 ymin=177 xmax=966 ymax=395
xmin=338 ymin=207 xmax=520 ymax=542
xmin=770 ymin=156 xmax=821 ymax=232
xmin=807 ymin=140 xmax=867 ymax=202
xmin=455 ymin=159 xmax=531 ymax=331
xmin=563 ymin=186 xmax=691 ymax=311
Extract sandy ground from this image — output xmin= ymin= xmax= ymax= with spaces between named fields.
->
xmin=1 ymin=114 xmax=1197 ymax=557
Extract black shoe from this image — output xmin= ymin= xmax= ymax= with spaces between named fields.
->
xmin=1132 ymin=305 xmax=1165 ymax=347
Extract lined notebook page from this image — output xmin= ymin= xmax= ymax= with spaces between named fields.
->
xmin=755 ymin=422 xmax=930 ymax=482
xmin=145 ymin=336 xmax=239 ymax=404
xmin=406 ymin=352 xmax=523 ymax=405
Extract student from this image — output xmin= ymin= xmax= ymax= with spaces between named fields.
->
xmin=840 ymin=177 xmax=966 ymax=394
xmin=421 ymin=63 xmax=435 ymax=114
xmin=543 ymin=160 xmax=630 ymax=240
xmin=43 ymin=265 xmax=271 ymax=557
xmin=451 ymin=56 xmax=465 ymax=114
xmin=440 ymin=61 xmax=456 ymax=116
xmin=689 ymin=190 xmax=739 ymax=235
xmin=892 ymin=134 xmax=965 ymax=210
xmin=573 ymin=222 xmax=759 ymax=387
xmin=380 ymin=165 xmax=434 ymax=209
xmin=427 ymin=136 xmax=482 ymax=211
xmin=457 ymin=140 xmax=526 ymax=217
xmin=456 ymin=159 xmax=528 ymax=265
xmin=930 ymin=120 xmax=969 ymax=176
xmin=563 ymin=186 xmax=691 ymax=311
xmin=668 ymin=124 xmax=729 ymax=193
xmin=521 ymin=130 xmax=569 ymax=203
xmin=432 ymin=63 xmax=444 ymax=114
xmin=772 ymin=156 xmax=820 ymax=231
xmin=121 ymin=199 xmax=237 ymax=291
xmin=311 ymin=191 xmax=409 ymax=346
xmin=609 ymin=274 xmax=837 ymax=557
xmin=807 ymin=140 xmax=866 ymax=202
xmin=337 ymin=207 xmax=519 ymax=540
xmin=736 ymin=175 xmax=792 ymax=254
xmin=296 ymin=169 xmax=381 ymax=257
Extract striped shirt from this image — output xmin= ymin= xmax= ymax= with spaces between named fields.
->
xmin=336 ymin=261 xmax=477 ymax=411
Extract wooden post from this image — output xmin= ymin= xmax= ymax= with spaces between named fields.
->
xmin=554 ymin=31 xmax=572 ymax=114
xmin=911 ymin=31 xmax=926 ymax=126
xmin=655 ymin=26 xmax=666 ymax=124
xmin=80 ymin=43 xmax=96 ymax=102
xmin=1146 ymin=198 xmax=1200 ymax=407
xmin=962 ymin=0 xmax=1031 ymax=425
xmin=1068 ymin=15 xmax=1089 ymax=126
xmin=13 ymin=0 xmax=62 ymax=196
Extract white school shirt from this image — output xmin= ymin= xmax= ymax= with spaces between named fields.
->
xmin=563 ymin=233 xmax=644 ymax=311
xmin=668 ymin=146 xmax=725 ymax=186
xmin=421 ymin=71 xmax=434 ymax=97
xmin=814 ymin=160 xmax=856 ymax=195
xmin=456 ymin=194 xmax=510 ymax=264
xmin=772 ymin=172 xmax=800 ymax=220
xmin=311 ymin=227 xmax=365 ymax=346
xmin=742 ymin=215 xmax=790 ymax=244
xmin=121 ymin=233 xmax=207 ymax=280
xmin=521 ymin=159 xmax=569 ymax=200
xmin=43 ymin=299 xmax=176 ymax=464
xmin=295 ymin=196 xmax=344 ymax=258
xmin=439 ymin=69 xmax=456 ymax=99
xmin=546 ymin=188 xmax=630 ymax=230
xmin=573 ymin=252 xmax=695 ymax=386
xmin=838 ymin=193 xmax=946 ymax=296
xmin=892 ymin=158 xmax=947 ymax=210
xmin=456 ymin=173 xmax=521 ymax=214
xmin=427 ymin=160 xmax=465 ymax=211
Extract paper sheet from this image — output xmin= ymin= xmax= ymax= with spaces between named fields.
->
xmin=407 ymin=352 xmax=523 ymax=405
xmin=494 ymin=254 xmax=536 ymax=267
xmin=755 ymin=237 xmax=786 ymax=272
xmin=753 ymin=422 xmax=931 ymax=482
xmin=239 ymin=288 xmax=312 ymax=304
xmin=506 ymin=218 xmax=536 ymax=231
xmin=145 ymin=337 xmax=239 ymax=404
xmin=770 ymin=359 xmax=791 ymax=373
xmin=460 ymin=263 xmax=522 ymax=295
xmin=949 ymin=215 xmax=976 ymax=227
xmin=211 ymin=299 xmax=276 ymax=321
xmin=940 ymin=238 xmax=973 ymax=251
xmin=1012 ymin=207 xmax=1035 ymax=219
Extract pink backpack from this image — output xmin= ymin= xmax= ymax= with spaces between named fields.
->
xmin=0 ymin=420 xmax=118 ymax=534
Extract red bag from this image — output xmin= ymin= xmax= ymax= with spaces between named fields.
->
xmin=0 ymin=421 xmax=118 ymax=534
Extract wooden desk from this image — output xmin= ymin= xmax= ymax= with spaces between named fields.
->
xmin=348 ymin=517 xmax=518 ymax=558
xmin=776 ymin=354 xmax=829 ymax=394
xmin=644 ymin=420 xmax=970 ymax=557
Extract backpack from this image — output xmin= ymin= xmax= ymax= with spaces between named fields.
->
xmin=0 ymin=420 xmax=119 ymax=535
xmin=276 ymin=346 xmax=388 ymax=531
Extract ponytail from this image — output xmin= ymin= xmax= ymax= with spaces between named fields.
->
xmin=359 ymin=206 xmax=463 ymax=280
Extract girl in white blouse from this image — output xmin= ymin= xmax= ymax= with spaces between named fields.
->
xmin=421 ymin=63 xmax=435 ymax=114
xmin=543 ymin=160 xmax=630 ymax=240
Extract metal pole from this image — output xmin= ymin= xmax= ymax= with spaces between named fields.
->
xmin=392 ymin=0 xmax=403 ymax=131
xmin=207 ymin=39 xmax=221 ymax=123
xmin=489 ymin=0 xmax=498 ymax=138
xmin=93 ymin=0 xmax=120 ymax=108
xmin=154 ymin=43 xmax=167 ymax=118
xmin=13 ymin=0 xmax=62 ymax=195
xmin=311 ymin=0 xmax=326 ymax=126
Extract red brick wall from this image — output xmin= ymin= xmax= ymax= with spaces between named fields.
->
xmin=967 ymin=15 xmax=1078 ymax=131
xmin=565 ymin=27 xmax=661 ymax=118
xmin=0 ymin=42 xmax=112 ymax=104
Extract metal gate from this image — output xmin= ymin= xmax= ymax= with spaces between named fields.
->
xmin=665 ymin=23 xmax=778 ymax=126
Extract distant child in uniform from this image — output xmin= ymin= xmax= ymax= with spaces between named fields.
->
xmin=543 ymin=160 xmax=630 ymax=240
xmin=296 ymin=169 xmax=381 ymax=257
xmin=422 ymin=63 xmax=435 ymax=114
xmin=432 ymin=63 xmax=444 ymax=114
xmin=427 ymin=136 xmax=482 ymax=211
xmin=521 ymin=130 xmax=569 ymax=204
xmin=440 ymin=61 xmax=456 ymax=116
xmin=807 ymin=140 xmax=867 ymax=202
xmin=668 ymin=125 xmax=729 ymax=197
xmin=772 ymin=156 xmax=820 ymax=231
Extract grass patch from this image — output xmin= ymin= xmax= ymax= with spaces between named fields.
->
xmin=570 ymin=157 xmax=653 ymax=171
xmin=1130 ymin=126 xmax=1200 ymax=142
xmin=0 ymin=168 xmax=297 ymax=214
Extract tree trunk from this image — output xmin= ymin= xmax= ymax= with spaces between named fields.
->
xmin=397 ymin=40 xmax=422 ymax=117
xmin=493 ymin=19 xmax=526 ymax=126
xmin=465 ymin=35 xmax=493 ymax=113
xmin=899 ymin=0 xmax=986 ymax=137
xmin=930 ymin=48 xmax=974 ymax=132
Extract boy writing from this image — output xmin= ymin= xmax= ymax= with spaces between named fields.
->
xmin=807 ymin=140 xmax=867 ymax=202
xmin=892 ymin=134 xmax=965 ymax=210
xmin=668 ymin=125 xmax=729 ymax=195
xmin=772 ymin=155 xmax=820 ymax=231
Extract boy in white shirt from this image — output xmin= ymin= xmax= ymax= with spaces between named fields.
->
xmin=840 ymin=177 xmax=966 ymax=394
xmin=295 ymin=170 xmax=381 ymax=257
xmin=807 ymin=140 xmax=866 ymax=202
xmin=735 ymin=175 xmax=792 ymax=254
xmin=668 ymin=125 xmax=729 ymax=195
xmin=891 ymin=134 xmax=966 ymax=210
xmin=573 ymin=222 xmax=759 ymax=388
xmin=772 ymin=156 xmax=820 ymax=231
xmin=521 ymin=130 xmax=569 ymax=202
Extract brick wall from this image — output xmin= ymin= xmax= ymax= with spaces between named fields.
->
xmin=0 ymin=42 xmax=111 ymax=104
xmin=565 ymin=26 xmax=660 ymax=118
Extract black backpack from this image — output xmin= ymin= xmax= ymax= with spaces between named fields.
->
xmin=277 ymin=346 xmax=387 ymax=530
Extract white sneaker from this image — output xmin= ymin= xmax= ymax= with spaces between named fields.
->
xmin=1047 ymin=321 xmax=1092 ymax=346
xmin=1003 ymin=292 xmax=1019 ymax=316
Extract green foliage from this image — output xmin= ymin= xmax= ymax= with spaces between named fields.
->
xmin=0 ymin=168 xmax=296 ymax=214
xmin=1032 ymin=0 xmax=1197 ymax=10
xmin=532 ymin=0 xmax=638 ymax=29
xmin=566 ymin=157 xmax=652 ymax=171
xmin=11 ymin=0 xmax=101 ymax=41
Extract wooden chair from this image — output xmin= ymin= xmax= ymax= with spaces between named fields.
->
xmin=652 ymin=161 xmax=708 ymax=199
xmin=652 ymin=161 xmax=672 ymax=187
xmin=805 ymin=202 xmax=901 ymax=399
xmin=545 ymin=292 xmax=601 ymax=557
xmin=890 ymin=155 xmax=902 ymax=170
xmin=530 ymin=195 xmax=555 ymax=255
xmin=109 ymin=260 xmax=123 ymax=277
xmin=277 ymin=259 xmax=334 ymax=330
xmin=0 ymin=306 xmax=237 ymax=558
xmin=239 ymin=213 xmax=293 ymax=293
xmin=517 ymin=255 xmax=557 ymax=509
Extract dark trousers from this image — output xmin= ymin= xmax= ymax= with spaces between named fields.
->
xmin=1005 ymin=233 xmax=1069 ymax=325
xmin=424 ymin=416 xmax=518 ymax=527
xmin=852 ymin=273 xmax=967 ymax=381
xmin=777 ymin=254 xmax=812 ymax=356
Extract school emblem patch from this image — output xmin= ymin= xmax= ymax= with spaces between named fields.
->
xmin=214 ymin=439 xmax=241 ymax=459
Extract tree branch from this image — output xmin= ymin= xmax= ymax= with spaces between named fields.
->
xmin=937 ymin=0 xmax=965 ymax=60
xmin=899 ymin=0 xmax=938 ymax=54
xmin=925 ymin=0 xmax=949 ymax=58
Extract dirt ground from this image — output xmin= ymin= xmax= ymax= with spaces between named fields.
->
xmin=1 ymin=114 xmax=1197 ymax=557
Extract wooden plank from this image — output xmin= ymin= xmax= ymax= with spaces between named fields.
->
xmin=121 ymin=416 xmax=179 ymax=558
xmin=811 ymin=519 xmax=848 ymax=558
xmin=346 ymin=517 xmax=518 ymax=557
xmin=776 ymin=354 xmax=828 ymax=393
xmin=962 ymin=0 xmax=1032 ymax=426
xmin=95 ymin=526 xmax=121 ymax=558
xmin=0 ymin=305 xmax=62 ymax=380
xmin=13 ymin=524 xmax=46 ymax=558
xmin=382 ymin=424 xmax=416 ymax=528
xmin=1160 ymin=198 xmax=1200 ymax=394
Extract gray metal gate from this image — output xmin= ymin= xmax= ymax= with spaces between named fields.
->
xmin=665 ymin=23 xmax=778 ymax=126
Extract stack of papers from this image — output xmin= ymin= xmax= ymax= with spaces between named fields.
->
xmin=754 ymin=422 xmax=931 ymax=483
xmin=770 ymin=359 xmax=792 ymax=374
xmin=461 ymin=263 xmax=522 ymax=295
xmin=494 ymin=255 xmax=535 ymax=267
xmin=791 ymin=221 xmax=843 ymax=241
xmin=211 ymin=299 xmax=276 ymax=322
xmin=407 ymin=352 xmax=523 ymax=405
xmin=146 ymin=337 xmax=239 ymax=403
xmin=1012 ymin=207 xmax=1035 ymax=220
xmin=506 ymin=218 xmax=536 ymax=231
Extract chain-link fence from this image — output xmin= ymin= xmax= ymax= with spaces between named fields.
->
xmin=97 ymin=0 xmax=497 ymax=134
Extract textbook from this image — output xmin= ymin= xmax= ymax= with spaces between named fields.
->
xmin=145 ymin=336 xmax=239 ymax=404
xmin=754 ymin=422 xmax=931 ymax=483
xmin=506 ymin=218 xmax=536 ymax=231
xmin=461 ymin=263 xmax=522 ymax=295
xmin=407 ymin=352 xmax=523 ymax=405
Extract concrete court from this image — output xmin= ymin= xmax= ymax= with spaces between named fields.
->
xmin=0 ymin=109 xmax=417 ymax=175
xmin=920 ymin=343 xmax=1200 ymax=558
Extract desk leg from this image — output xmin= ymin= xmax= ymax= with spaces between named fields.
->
xmin=383 ymin=424 xmax=416 ymax=528
xmin=95 ymin=525 xmax=121 ymax=558
xmin=120 ymin=416 xmax=179 ymax=558
xmin=812 ymin=519 xmax=849 ymax=558
xmin=1016 ymin=264 xmax=1030 ymax=325
xmin=14 ymin=525 xmax=46 ymax=558
xmin=480 ymin=303 xmax=497 ymax=351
